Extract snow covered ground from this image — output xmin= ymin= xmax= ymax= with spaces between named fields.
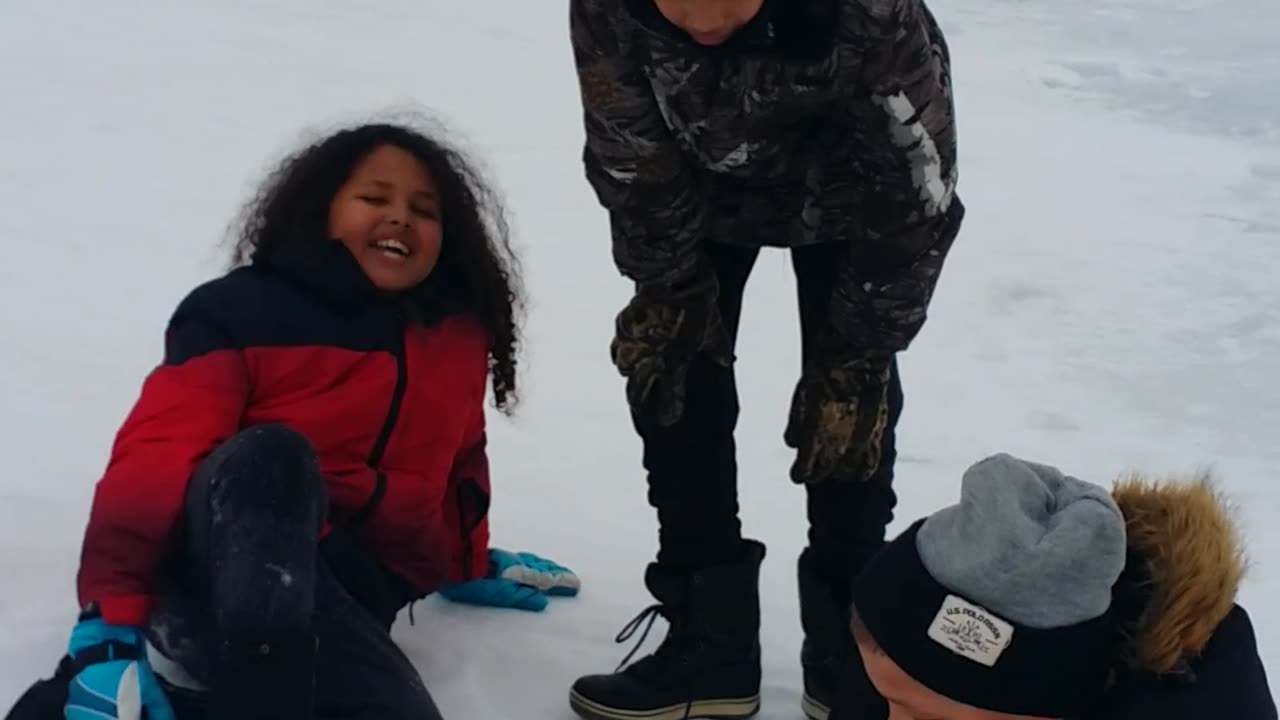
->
xmin=1 ymin=0 xmax=1276 ymax=716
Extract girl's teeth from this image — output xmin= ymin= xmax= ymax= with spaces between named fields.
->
xmin=375 ymin=240 xmax=408 ymax=256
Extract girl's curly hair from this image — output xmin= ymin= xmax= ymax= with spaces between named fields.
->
xmin=228 ymin=121 xmax=523 ymax=412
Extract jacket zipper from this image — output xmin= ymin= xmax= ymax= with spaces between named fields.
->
xmin=347 ymin=327 xmax=408 ymax=527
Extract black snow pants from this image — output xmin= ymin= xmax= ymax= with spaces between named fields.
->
xmin=635 ymin=240 xmax=903 ymax=590
xmin=143 ymin=423 xmax=443 ymax=720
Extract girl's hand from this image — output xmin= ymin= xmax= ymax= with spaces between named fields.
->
xmin=64 ymin=611 xmax=176 ymax=720
xmin=437 ymin=549 xmax=580 ymax=612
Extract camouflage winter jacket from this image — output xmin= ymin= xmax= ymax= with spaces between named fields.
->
xmin=570 ymin=0 xmax=965 ymax=356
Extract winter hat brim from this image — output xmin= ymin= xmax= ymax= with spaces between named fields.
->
xmin=853 ymin=521 xmax=1116 ymax=716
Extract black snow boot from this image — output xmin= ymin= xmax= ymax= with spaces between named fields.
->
xmin=570 ymin=540 xmax=766 ymax=720
xmin=799 ymin=547 xmax=854 ymax=720
xmin=798 ymin=546 xmax=890 ymax=720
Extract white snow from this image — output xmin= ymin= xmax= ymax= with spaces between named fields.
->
xmin=2 ymin=0 xmax=1277 ymax=716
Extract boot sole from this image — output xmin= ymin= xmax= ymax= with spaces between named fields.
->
xmin=569 ymin=689 xmax=761 ymax=720
xmin=801 ymin=693 xmax=830 ymax=720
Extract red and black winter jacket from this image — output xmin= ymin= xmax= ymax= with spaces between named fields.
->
xmin=76 ymin=241 xmax=493 ymax=628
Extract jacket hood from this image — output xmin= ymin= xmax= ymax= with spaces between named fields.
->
xmin=1110 ymin=472 xmax=1247 ymax=675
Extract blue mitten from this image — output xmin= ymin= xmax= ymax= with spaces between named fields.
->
xmin=64 ymin=610 xmax=175 ymax=720
xmin=438 ymin=548 xmax=580 ymax=612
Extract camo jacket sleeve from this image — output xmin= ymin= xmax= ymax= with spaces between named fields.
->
xmin=828 ymin=0 xmax=966 ymax=358
xmin=569 ymin=0 xmax=708 ymax=288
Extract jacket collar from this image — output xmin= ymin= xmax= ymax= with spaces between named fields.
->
xmin=624 ymin=0 xmax=838 ymax=60
xmin=262 ymin=238 xmax=455 ymax=326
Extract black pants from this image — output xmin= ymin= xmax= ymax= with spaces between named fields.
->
xmin=145 ymin=424 xmax=442 ymax=720
xmin=634 ymin=242 xmax=903 ymax=589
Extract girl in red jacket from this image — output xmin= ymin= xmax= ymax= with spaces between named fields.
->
xmin=9 ymin=122 xmax=578 ymax=720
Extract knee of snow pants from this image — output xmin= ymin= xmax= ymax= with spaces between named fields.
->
xmin=183 ymin=423 xmax=328 ymax=631
xmin=145 ymin=423 xmax=328 ymax=719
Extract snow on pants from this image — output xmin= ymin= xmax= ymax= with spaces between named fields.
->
xmin=634 ymin=240 xmax=904 ymax=589
xmin=143 ymin=423 xmax=444 ymax=720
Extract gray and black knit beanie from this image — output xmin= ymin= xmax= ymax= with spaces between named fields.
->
xmin=853 ymin=453 xmax=1128 ymax=717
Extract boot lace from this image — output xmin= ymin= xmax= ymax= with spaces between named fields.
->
xmin=613 ymin=603 xmax=669 ymax=672
xmin=611 ymin=603 xmax=714 ymax=720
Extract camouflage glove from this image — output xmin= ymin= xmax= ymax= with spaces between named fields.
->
xmin=784 ymin=351 xmax=892 ymax=484
xmin=610 ymin=271 xmax=733 ymax=427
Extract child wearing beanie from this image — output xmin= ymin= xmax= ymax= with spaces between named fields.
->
xmin=844 ymin=453 xmax=1275 ymax=719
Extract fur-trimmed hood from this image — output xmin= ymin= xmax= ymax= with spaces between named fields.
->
xmin=1110 ymin=472 xmax=1247 ymax=675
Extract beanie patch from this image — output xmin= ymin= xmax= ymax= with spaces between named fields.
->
xmin=926 ymin=594 xmax=1016 ymax=668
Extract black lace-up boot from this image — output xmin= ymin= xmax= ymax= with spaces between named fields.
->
xmin=569 ymin=540 xmax=765 ymax=720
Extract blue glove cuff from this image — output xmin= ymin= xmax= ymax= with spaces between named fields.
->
xmin=438 ymin=578 xmax=549 ymax=611
xmin=69 ymin=618 xmax=145 ymax=656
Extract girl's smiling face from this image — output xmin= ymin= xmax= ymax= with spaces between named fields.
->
xmin=652 ymin=0 xmax=765 ymax=45
xmin=328 ymin=144 xmax=443 ymax=292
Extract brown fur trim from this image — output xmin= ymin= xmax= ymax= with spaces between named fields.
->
xmin=1111 ymin=472 xmax=1246 ymax=674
